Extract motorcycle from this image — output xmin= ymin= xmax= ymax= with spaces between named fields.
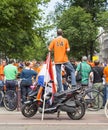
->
xmin=21 ymin=82 xmax=86 ymax=120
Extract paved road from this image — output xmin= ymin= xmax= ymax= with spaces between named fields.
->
xmin=0 ymin=107 xmax=108 ymax=130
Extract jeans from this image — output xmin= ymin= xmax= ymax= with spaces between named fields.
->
xmin=20 ymin=80 xmax=32 ymax=104
xmin=63 ymin=83 xmax=68 ymax=90
xmin=103 ymin=84 xmax=108 ymax=106
xmin=5 ymin=80 xmax=17 ymax=91
xmin=55 ymin=62 xmax=76 ymax=92
xmin=21 ymin=85 xmax=31 ymax=104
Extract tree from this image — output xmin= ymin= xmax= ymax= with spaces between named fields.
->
xmin=97 ymin=11 xmax=108 ymax=31
xmin=57 ymin=7 xmax=97 ymax=59
xmin=21 ymin=35 xmax=47 ymax=61
xmin=54 ymin=0 xmax=108 ymax=60
xmin=62 ymin=0 xmax=107 ymax=15
xmin=0 ymin=0 xmax=50 ymax=60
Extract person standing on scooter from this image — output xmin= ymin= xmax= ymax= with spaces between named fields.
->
xmin=48 ymin=29 xmax=76 ymax=92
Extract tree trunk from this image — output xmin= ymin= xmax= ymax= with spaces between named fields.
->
xmin=90 ymin=40 xmax=94 ymax=61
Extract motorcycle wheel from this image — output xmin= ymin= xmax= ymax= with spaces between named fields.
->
xmin=21 ymin=103 xmax=38 ymax=118
xmin=67 ymin=101 xmax=85 ymax=120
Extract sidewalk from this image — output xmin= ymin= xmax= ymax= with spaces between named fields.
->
xmin=0 ymin=106 xmax=105 ymax=115
xmin=0 ymin=107 xmax=21 ymax=114
xmin=0 ymin=106 xmax=107 ymax=126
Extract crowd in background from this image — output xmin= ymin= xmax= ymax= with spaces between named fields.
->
xmin=0 ymin=56 xmax=108 ymax=108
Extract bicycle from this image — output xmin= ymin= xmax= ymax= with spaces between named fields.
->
xmin=2 ymin=80 xmax=20 ymax=111
xmin=58 ymin=72 xmax=104 ymax=112
xmin=78 ymin=84 xmax=103 ymax=111
xmin=0 ymin=84 xmax=4 ymax=106
xmin=0 ymin=79 xmax=20 ymax=111
xmin=65 ymin=76 xmax=103 ymax=111
xmin=3 ymin=89 xmax=18 ymax=111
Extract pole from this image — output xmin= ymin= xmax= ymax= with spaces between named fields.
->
xmin=41 ymin=52 xmax=50 ymax=120
xmin=41 ymin=82 xmax=47 ymax=120
xmin=17 ymin=79 xmax=21 ymax=111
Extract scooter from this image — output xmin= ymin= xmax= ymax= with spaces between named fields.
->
xmin=21 ymin=83 xmax=86 ymax=120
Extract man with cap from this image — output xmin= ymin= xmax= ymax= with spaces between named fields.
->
xmin=75 ymin=56 xmax=91 ymax=85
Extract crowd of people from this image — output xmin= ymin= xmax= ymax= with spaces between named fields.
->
xmin=0 ymin=29 xmax=108 ymax=110
xmin=0 ymin=56 xmax=107 ymax=107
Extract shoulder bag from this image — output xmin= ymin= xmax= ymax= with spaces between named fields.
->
xmin=76 ymin=63 xmax=82 ymax=82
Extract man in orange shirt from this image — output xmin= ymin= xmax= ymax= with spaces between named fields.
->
xmin=0 ymin=59 xmax=6 ymax=93
xmin=104 ymin=65 xmax=108 ymax=83
xmin=48 ymin=29 xmax=76 ymax=92
xmin=0 ymin=59 xmax=6 ymax=80
xmin=103 ymin=64 xmax=108 ymax=105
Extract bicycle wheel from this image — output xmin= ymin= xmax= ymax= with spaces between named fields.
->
xmin=104 ymin=100 xmax=108 ymax=118
xmin=84 ymin=89 xmax=103 ymax=111
xmin=3 ymin=90 xmax=17 ymax=111
xmin=0 ymin=91 xmax=4 ymax=105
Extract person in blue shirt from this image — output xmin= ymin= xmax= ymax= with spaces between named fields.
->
xmin=20 ymin=61 xmax=37 ymax=104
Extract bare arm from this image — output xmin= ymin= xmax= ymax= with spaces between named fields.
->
xmin=89 ymin=72 xmax=93 ymax=82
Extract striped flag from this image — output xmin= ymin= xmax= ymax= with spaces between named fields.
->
xmin=37 ymin=52 xmax=57 ymax=102
xmin=38 ymin=52 xmax=57 ymax=120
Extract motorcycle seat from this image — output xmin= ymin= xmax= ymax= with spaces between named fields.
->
xmin=54 ymin=86 xmax=81 ymax=98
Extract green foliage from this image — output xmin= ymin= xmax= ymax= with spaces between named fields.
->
xmin=63 ymin=0 xmax=107 ymax=12
xmin=97 ymin=11 xmax=108 ymax=30
xmin=21 ymin=35 xmax=47 ymax=61
xmin=0 ymin=0 xmax=49 ymax=60
xmin=57 ymin=7 xmax=97 ymax=59
xmin=53 ymin=0 xmax=108 ymax=60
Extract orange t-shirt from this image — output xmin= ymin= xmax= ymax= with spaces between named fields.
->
xmin=103 ymin=66 xmax=108 ymax=83
xmin=49 ymin=36 xmax=70 ymax=64
xmin=36 ymin=65 xmax=43 ymax=73
xmin=32 ymin=66 xmax=38 ymax=72
xmin=0 ymin=65 xmax=5 ymax=80
xmin=87 ymin=61 xmax=95 ymax=67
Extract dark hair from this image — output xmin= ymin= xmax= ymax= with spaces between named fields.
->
xmin=25 ymin=61 xmax=30 ymax=66
xmin=57 ymin=29 xmax=63 ymax=36
xmin=9 ymin=59 xmax=14 ymax=64
xmin=94 ymin=60 xmax=100 ymax=66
